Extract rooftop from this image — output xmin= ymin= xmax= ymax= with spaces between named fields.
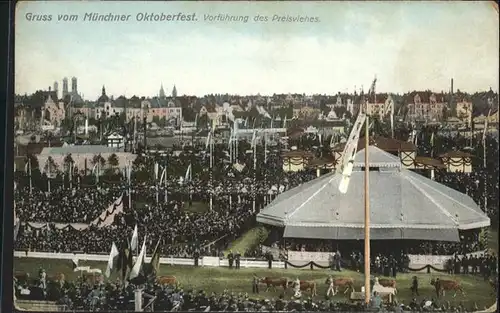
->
xmin=39 ymin=145 xmax=123 ymax=155
xmin=257 ymin=146 xmax=489 ymax=241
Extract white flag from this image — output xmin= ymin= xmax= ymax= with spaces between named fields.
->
xmin=205 ymin=131 xmax=212 ymax=150
xmin=251 ymin=131 xmax=257 ymax=148
xmin=105 ymin=242 xmax=119 ymax=278
xmin=131 ymin=225 xmax=138 ymax=251
xmin=129 ymin=237 xmax=147 ymax=280
xmin=184 ymin=164 xmax=192 ymax=182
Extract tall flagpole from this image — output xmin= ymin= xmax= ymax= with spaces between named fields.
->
xmin=229 ymin=129 xmax=233 ymax=164
xmin=47 ymin=160 xmax=51 ymax=193
xmin=253 ymin=132 xmax=257 ymax=213
xmin=28 ymin=158 xmax=32 ymax=195
xmin=155 ymin=163 xmax=159 ymax=204
xmin=69 ymin=161 xmax=73 ymax=190
xmin=483 ymin=109 xmax=491 ymax=212
xmin=210 ymin=130 xmax=213 ymax=211
xmin=164 ymin=164 xmax=168 ymax=204
xmin=128 ymin=160 xmax=132 ymax=209
xmin=264 ymin=132 xmax=268 ymax=164
xmin=364 ymin=91 xmax=371 ymax=305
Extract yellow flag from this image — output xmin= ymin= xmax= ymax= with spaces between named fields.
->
xmin=212 ymin=118 xmax=217 ymax=132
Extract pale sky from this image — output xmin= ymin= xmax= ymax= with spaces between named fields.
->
xmin=15 ymin=1 xmax=499 ymax=99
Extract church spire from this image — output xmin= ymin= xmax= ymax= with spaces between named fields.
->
xmin=102 ymin=85 xmax=106 ymax=96
xmin=172 ymin=85 xmax=177 ymax=98
xmin=159 ymin=83 xmax=165 ymax=99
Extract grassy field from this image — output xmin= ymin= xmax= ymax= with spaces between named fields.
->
xmin=14 ymin=258 xmax=496 ymax=308
xmin=224 ymin=226 xmax=269 ymax=256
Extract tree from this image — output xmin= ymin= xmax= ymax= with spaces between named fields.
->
xmin=108 ymin=153 xmax=119 ymax=168
xmin=92 ymin=154 xmax=106 ymax=168
xmin=64 ymin=154 xmax=74 ymax=172
xmin=44 ymin=156 xmax=58 ymax=177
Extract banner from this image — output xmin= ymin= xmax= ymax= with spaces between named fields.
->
xmin=22 ymin=222 xmax=90 ymax=231
xmin=90 ymin=193 xmax=124 ymax=227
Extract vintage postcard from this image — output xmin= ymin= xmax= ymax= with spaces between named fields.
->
xmin=11 ymin=1 xmax=499 ymax=311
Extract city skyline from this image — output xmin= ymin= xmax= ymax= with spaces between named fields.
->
xmin=15 ymin=1 xmax=499 ymax=97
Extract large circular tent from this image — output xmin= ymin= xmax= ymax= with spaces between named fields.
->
xmin=257 ymin=145 xmax=490 ymax=242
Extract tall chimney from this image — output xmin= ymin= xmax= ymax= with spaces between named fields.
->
xmin=449 ymin=78 xmax=454 ymax=107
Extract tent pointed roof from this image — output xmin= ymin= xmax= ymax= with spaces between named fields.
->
xmin=257 ymin=145 xmax=489 ymax=241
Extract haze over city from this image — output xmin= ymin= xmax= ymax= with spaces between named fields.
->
xmin=15 ymin=1 xmax=499 ymax=97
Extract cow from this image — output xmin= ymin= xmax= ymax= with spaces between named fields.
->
xmin=289 ymin=280 xmax=318 ymax=297
xmin=156 ymin=275 xmax=178 ymax=286
xmin=430 ymin=278 xmax=465 ymax=298
xmin=259 ymin=277 xmax=290 ymax=292
xmin=325 ymin=277 xmax=354 ymax=295
xmin=376 ymin=278 xmax=397 ymax=294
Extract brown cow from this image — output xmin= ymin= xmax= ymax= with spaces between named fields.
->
xmin=325 ymin=277 xmax=354 ymax=295
xmin=156 ymin=275 xmax=177 ymax=286
xmin=430 ymin=278 xmax=465 ymax=298
xmin=289 ymin=280 xmax=318 ymax=297
xmin=259 ymin=277 xmax=290 ymax=292
xmin=377 ymin=278 xmax=397 ymax=294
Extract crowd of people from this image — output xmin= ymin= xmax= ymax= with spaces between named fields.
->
xmin=445 ymin=252 xmax=498 ymax=278
xmin=14 ymin=132 xmax=499 ymax=258
xmin=14 ymin=274 xmax=489 ymax=312
xmin=13 ymin=130 xmax=499 ymax=312
xmin=14 ymin=146 xmax=318 ymax=256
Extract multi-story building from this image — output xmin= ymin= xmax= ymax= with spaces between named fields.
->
xmin=41 ymin=90 xmax=66 ymax=127
xmin=53 ymin=81 xmax=59 ymax=99
xmin=406 ymin=92 xmax=447 ymax=122
xmin=366 ymin=94 xmax=394 ymax=120
xmin=62 ymin=77 xmax=69 ymax=99
xmin=71 ymin=77 xmax=78 ymax=95
xmin=456 ymin=100 xmax=473 ymax=124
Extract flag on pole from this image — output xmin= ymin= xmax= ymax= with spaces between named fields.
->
xmin=205 ymin=131 xmax=212 ymax=150
xmin=283 ymin=116 xmax=287 ymax=128
xmin=390 ymin=99 xmax=394 ymax=138
xmin=117 ymin=239 xmax=134 ymax=281
xmin=154 ymin=163 xmax=159 ymax=181
xmin=105 ymin=242 xmax=119 ymax=278
xmin=184 ymin=164 xmax=192 ymax=183
xmin=14 ymin=219 xmax=20 ymax=242
xmin=72 ymin=257 xmax=79 ymax=271
xmin=129 ymin=237 xmax=147 ymax=280
xmin=430 ymin=132 xmax=435 ymax=157
xmin=149 ymin=238 xmax=162 ymax=276
xmin=130 ymin=225 xmax=138 ymax=251
xmin=212 ymin=118 xmax=217 ymax=132
xmin=251 ymin=130 xmax=257 ymax=149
